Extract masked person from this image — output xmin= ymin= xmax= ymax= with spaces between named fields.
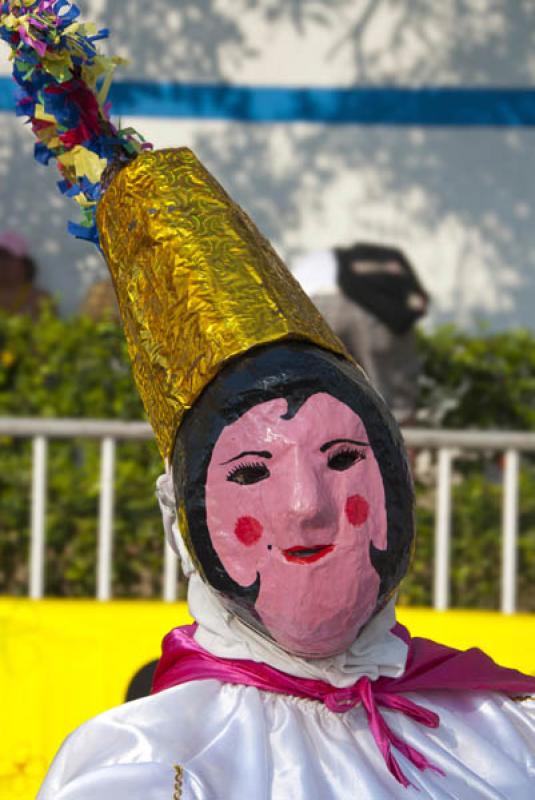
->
xmin=34 ymin=145 xmax=535 ymax=800
xmin=292 ymin=244 xmax=428 ymax=426
xmin=0 ymin=230 xmax=51 ymax=319
xmin=2 ymin=4 xmax=534 ymax=799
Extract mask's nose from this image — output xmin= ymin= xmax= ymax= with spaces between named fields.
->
xmin=284 ymin=451 xmax=337 ymax=533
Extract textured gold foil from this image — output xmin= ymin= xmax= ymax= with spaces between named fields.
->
xmin=97 ymin=148 xmax=350 ymax=460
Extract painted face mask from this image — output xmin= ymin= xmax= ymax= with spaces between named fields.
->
xmin=206 ymin=392 xmax=387 ymax=656
xmin=173 ymin=344 xmax=414 ymax=659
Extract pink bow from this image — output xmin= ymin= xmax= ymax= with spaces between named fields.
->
xmin=153 ymin=623 xmax=535 ymax=788
xmin=325 ymin=678 xmax=444 ymax=788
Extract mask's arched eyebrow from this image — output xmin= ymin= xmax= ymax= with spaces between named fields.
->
xmin=220 ymin=450 xmax=272 ymax=465
xmin=320 ymin=438 xmax=369 ymax=452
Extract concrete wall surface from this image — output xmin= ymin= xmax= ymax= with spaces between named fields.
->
xmin=1 ymin=0 xmax=535 ymax=328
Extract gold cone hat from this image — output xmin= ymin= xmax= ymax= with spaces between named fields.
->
xmin=97 ymin=148 xmax=349 ymax=460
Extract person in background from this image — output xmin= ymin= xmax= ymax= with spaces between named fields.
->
xmin=0 ymin=230 xmax=52 ymax=319
xmin=292 ymin=243 xmax=428 ymax=426
xmin=79 ymin=277 xmax=120 ymax=322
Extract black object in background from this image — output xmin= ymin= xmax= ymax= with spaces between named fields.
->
xmin=126 ymin=659 xmax=159 ymax=701
xmin=336 ymin=243 xmax=429 ymax=335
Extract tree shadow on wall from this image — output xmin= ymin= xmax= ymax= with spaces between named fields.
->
xmin=2 ymin=0 xmax=535 ymax=324
xmin=320 ymin=0 xmax=535 ymax=86
xmin=99 ymin=0 xmax=535 ymax=328
xmin=100 ymin=0 xmax=535 ymax=86
xmin=191 ymin=122 xmax=535 ymax=330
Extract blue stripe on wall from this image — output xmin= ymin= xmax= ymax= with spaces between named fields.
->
xmin=2 ymin=77 xmax=535 ymax=125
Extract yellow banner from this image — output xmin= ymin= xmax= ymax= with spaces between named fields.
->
xmin=1 ymin=598 xmax=533 ymax=799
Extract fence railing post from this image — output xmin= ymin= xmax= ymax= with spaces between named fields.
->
xmin=97 ymin=437 xmax=116 ymax=601
xmin=501 ymin=448 xmax=519 ymax=614
xmin=434 ymin=447 xmax=453 ymax=611
xmin=29 ymin=435 xmax=48 ymax=599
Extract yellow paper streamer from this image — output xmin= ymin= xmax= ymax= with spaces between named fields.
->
xmin=58 ymin=147 xmax=108 ymax=184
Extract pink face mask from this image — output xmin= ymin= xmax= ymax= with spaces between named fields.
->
xmin=206 ymin=392 xmax=388 ymax=657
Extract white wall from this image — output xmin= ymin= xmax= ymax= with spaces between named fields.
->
xmin=1 ymin=0 xmax=535 ymax=329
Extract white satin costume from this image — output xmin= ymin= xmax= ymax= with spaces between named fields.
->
xmin=37 ymin=478 xmax=535 ymax=800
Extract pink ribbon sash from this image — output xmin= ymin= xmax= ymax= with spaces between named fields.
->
xmin=152 ymin=623 xmax=535 ymax=789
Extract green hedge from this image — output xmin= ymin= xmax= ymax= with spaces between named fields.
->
xmin=1 ymin=311 xmax=534 ymax=608
xmin=416 ymin=324 xmax=535 ymax=429
xmin=404 ymin=326 xmax=535 ymax=609
xmin=0 ymin=309 xmax=163 ymax=598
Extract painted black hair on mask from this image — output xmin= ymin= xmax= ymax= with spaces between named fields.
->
xmin=172 ymin=342 xmax=414 ymax=625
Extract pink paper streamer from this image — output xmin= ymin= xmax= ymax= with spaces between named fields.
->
xmin=18 ymin=26 xmax=47 ymax=57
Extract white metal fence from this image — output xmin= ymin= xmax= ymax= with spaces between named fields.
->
xmin=2 ymin=418 xmax=535 ymax=612
xmin=0 ymin=418 xmax=179 ymax=603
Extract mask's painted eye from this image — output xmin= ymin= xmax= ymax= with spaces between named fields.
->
xmin=327 ymin=447 xmax=366 ymax=472
xmin=226 ymin=461 xmax=270 ymax=485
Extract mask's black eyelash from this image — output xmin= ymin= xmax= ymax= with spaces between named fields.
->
xmin=226 ymin=460 xmax=263 ymax=480
xmin=327 ymin=447 xmax=366 ymax=469
xmin=332 ymin=447 xmax=365 ymax=459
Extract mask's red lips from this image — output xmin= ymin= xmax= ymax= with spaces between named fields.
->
xmin=283 ymin=544 xmax=334 ymax=564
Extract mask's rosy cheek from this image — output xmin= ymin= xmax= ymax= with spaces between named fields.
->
xmin=345 ymin=494 xmax=369 ymax=526
xmin=235 ymin=516 xmax=263 ymax=546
